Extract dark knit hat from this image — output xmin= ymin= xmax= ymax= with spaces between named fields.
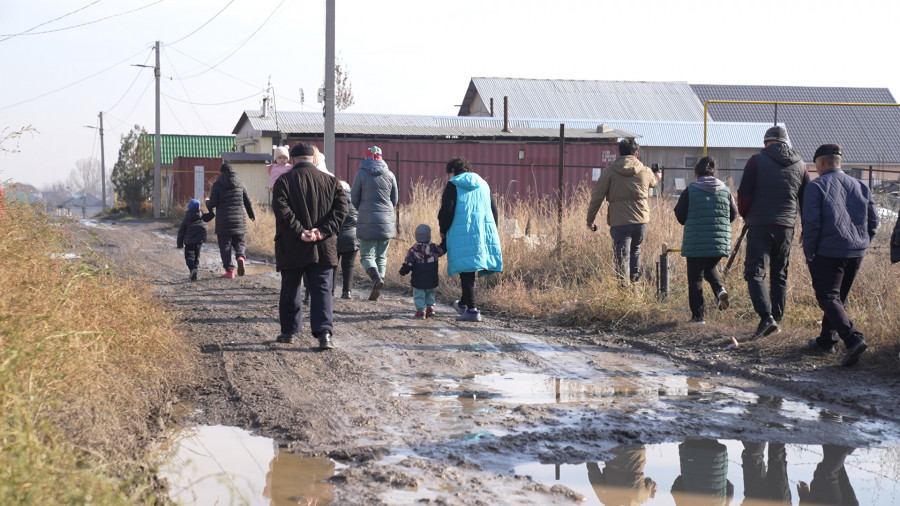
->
xmin=187 ymin=199 xmax=200 ymax=211
xmin=290 ymin=142 xmax=316 ymax=157
xmin=220 ymin=162 xmax=233 ymax=172
xmin=764 ymin=126 xmax=788 ymax=144
xmin=415 ymin=224 xmax=431 ymax=243
xmin=814 ymin=143 xmax=842 ymax=161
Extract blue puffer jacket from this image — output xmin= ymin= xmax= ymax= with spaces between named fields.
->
xmin=801 ymin=168 xmax=878 ymax=259
xmin=351 ymin=159 xmax=398 ymax=240
xmin=445 ymin=172 xmax=502 ymax=277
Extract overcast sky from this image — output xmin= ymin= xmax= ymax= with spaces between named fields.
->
xmin=2 ymin=0 xmax=899 ymax=189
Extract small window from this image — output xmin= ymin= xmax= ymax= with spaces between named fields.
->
xmin=684 ymin=156 xmax=697 ymax=169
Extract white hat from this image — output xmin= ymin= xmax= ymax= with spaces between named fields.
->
xmin=273 ymin=145 xmax=290 ymax=159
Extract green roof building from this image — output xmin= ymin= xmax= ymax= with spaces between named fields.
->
xmin=139 ymin=134 xmax=235 ymax=165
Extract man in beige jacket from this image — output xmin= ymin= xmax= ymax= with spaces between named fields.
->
xmin=586 ymin=138 xmax=659 ymax=283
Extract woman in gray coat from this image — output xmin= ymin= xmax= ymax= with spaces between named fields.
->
xmin=350 ymin=146 xmax=398 ymax=301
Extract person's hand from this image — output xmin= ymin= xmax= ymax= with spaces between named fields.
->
xmin=311 ymin=228 xmax=324 ymax=241
xmin=300 ymin=230 xmax=316 ymax=242
xmin=587 ymin=223 xmax=598 ymax=232
xmin=250 ymin=217 xmax=256 ymax=222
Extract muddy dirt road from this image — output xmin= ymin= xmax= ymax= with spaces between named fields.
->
xmin=80 ymin=219 xmax=900 ymax=505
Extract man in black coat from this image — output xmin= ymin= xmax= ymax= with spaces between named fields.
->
xmin=272 ymin=143 xmax=348 ymax=349
xmin=206 ymin=163 xmax=256 ymax=278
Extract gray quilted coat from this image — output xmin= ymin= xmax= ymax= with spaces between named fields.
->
xmin=350 ymin=158 xmax=398 ymax=240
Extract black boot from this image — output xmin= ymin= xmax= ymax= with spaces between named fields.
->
xmin=316 ymin=330 xmax=333 ymax=350
xmin=366 ymin=267 xmax=384 ymax=301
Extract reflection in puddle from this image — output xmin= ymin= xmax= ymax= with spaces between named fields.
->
xmin=516 ymin=440 xmax=900 ymax=505
xmin=158 ymin=425 xmax=336 ymax=505
xmin=242 ymin=262 xmax=277 ymax=275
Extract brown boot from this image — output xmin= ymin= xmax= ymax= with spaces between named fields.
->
xmin=366 ymin=267 xmax=384 ymax=301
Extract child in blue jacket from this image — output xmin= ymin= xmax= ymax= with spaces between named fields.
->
xmin=399 ymin=224 xmax=446 ymax=318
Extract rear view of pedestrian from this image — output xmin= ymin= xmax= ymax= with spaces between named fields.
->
xmin=351 ymin=146 xmax=399 ymax=301
xmin=336 ymin=180 xmax=358 ymax=299
xmin=398 ymin=224 xmax=446 ymax=318
xmin=802 ymin=144 xmax=878 ymax=367
xmin=673 ymin=157 xmax=738 ymax=324
xmin=207 ymin=163 xmax=256 ymax=278
xmin=891 ymin=212 xmax=900 ymax=265
xmin=176 ymin=198 xmax=210 ymax=281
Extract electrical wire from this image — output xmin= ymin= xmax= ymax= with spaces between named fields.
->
xmin=163 ymin=50 xmax=210 ymax=134
xmin=104 ymin=48 xmax=155 ymax=114
xmin=178 ymin=0 xmax=290 ymax=80
xmin=166 ymin=0 xmax=235 ymax=47
xmin=0 ymin=0 xmax=102 ymax=43
xmin=161 ymin=91 xmax=264 ymax=106
xmin=0 ymin=0 xmax=166 ymax=38
xmin=166 ymin=46 xmax=264 ymax=91
xmin=107 ymin=75 xmax=154 ymax=132
xmin=161 ymin=95 xmax=189 ymax=133
xmin=1 ymin=46 xmax=151 ymax=111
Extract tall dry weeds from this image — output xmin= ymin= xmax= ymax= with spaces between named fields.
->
xmin=1 ymin=201 xmax=197 ymax=503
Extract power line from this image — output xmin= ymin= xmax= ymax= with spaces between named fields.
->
xmin=161 ymin=95 xmax=189 ymax=133
xmin=107 ymin=75 xmax=155 ymax=133
xmin=177 ymin=0 xmax=290 ymax=80
xmin=0 ymin=0 xmax=166 ymax=38
xmin=104 ymin=48 xmax=155 ymax=114
xmin=166 ymin=0 xmax=235 ymax=47
xmin=161 ymin=91 xmax=264 ymax=106
xmin=0 ymin=0 xmax=102 ymax=43
xmin=1 ymin=46 xmax=152 ymax=111
xmin=163 ymin=50 xmax=210 ymax=134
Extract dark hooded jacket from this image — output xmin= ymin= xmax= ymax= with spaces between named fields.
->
xmin=207 ymin=166 xmax=255 ymax=235
xmin=891 ymin=213 xmax=900 ymax=264
xmin=272 ymin=162 xmax=348 ymax=271
xmin=176 ymin=208 xmax=208 ymax=247
xmin=337 ymin=184 xmax=359 ymax=253
xmin=738 ymin=143 xmax=809 ymax=227
xmin=350 ymin=158 xmax=398 ymax=240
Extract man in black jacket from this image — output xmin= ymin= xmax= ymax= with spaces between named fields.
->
xmin=737 ymin=126 xmax=810 ymax=339
xmin=272 ymin=143 xmax=348 ymax=349
xmin=206 ymin=163 xmax=256 ymax=278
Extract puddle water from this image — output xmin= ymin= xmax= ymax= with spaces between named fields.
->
xmin=158 ymin=425 xmax=339 ymax=505
xmin=516 ymin=440 xmax=900 ymax=505
xmin=242 ymin=261 xmax=277 ymax=275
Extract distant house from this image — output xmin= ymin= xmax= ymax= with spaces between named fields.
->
xmin=138 ymin=134 xmax=236 ymax=209
xmin=232 ymin=110 xmax=634 ymax=204
xmin=57 ymin=193 xmax=103 ymax=218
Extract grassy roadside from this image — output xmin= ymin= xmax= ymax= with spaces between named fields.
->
xmin=1 ymin=201 xmax=197 ymax=504
xmin=241 ymin=179 xmax=900 ymax=365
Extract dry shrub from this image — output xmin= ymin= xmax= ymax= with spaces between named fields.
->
xmin=1 ymin=201 xmax=197 ymax=503
xmin=389 ymin=180 xmax=900 ymax=359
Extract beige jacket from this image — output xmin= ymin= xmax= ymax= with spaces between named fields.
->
xmin=586 ymin=155 xmax=658 ymax=228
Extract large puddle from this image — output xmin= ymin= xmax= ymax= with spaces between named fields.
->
xmin=517 ymin=440 xmax=900 ymax=505
xmin=158 ymin=425 xmax=340 ymax=505
xmin=160 ymin=426 xmax=900 ymax=505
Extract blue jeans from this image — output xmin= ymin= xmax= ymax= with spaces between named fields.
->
xmin=609 ymin=223 xmax=647 ymax=282
xmin=358 ymin=239 xmax=391 ymax=278
xmin=413 ymin=288 xmax=436 ymax=311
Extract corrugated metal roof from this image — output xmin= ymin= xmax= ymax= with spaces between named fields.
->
xmin=458 ymin=77 xmax=707 ymax=121
xmin=140 ymin=134 xmax=235 ymax=165
xmin=598 ymin=120 xmax=785 ymax=148
xmin=692 ymin=84 xmax=900 ymax=164
xmin=238 ymin=111 xmax=773 ymax=148
xmin=236 ymin=111 xmax=636 ymax=140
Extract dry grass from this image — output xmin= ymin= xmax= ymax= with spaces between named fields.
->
xmin=1 ymin=201 xmax=198 ymax=503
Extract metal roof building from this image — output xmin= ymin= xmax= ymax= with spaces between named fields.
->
xmin=139 ymin=134 xmax=236 ymax=165
xmin=691 ymin=84 xmax=900 ymax=166
xmin=457 ymin=77 xmax=707 ymax=121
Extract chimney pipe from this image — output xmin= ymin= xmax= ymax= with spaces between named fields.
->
xmin=490 ymin=97 xmax=494 ymax=117
xmin=502 ymin=96 xmax=511 ymax=133
xmin=262 ymin=97 xmax=269 ymax=117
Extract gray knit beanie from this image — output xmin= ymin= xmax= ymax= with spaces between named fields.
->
xmin=415 ymin=224 xmax=431 ymax=243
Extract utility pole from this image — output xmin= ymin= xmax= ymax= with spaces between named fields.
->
xmin=153 ymin=40 xmax=162 ymax=219
xmin=98 ymin=112 xmax=106 ymax=209
xmin=324 ymin=0 xmax=335 ymax=165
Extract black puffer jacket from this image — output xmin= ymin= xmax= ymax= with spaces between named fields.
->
xmin=177 ymin=208 xmax=208 ymax=247
xmin=337 ymin=185 xmax=359 ymax=253
xmin=744 ymin=143 xmax=807 ymax=227
xmin=207 ymin=167 xmax=255 ymax=235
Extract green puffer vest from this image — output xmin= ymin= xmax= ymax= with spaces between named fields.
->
xmin=681 ymin=185 xmax=732 ymax=258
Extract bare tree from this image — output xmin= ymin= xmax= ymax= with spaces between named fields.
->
xmin=68 ymin=158 xmax=101 ymax=198
xmin=0 ymin=125 xmax=37 ymax=154
xmin=322 ymin=59 xmax=355 ymax=112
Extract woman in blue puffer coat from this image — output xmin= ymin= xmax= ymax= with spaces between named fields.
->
xmin=351 ymin=146 xmax=398 ymax=301
xmin=437 ymin=156 xmax=502 ymax=322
